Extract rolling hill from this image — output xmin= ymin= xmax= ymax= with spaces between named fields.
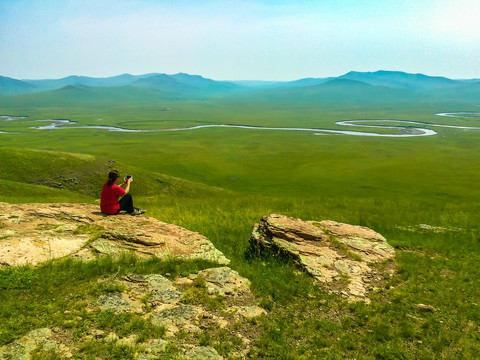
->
xmin=337 ymin=70 xmax=458 ymax=90
xmin=425 ymin=81 xmax=480 ymax=100
xmin=237 ymin=78 xmax=419 ymax=106
xmin=0 ymin=147 xmax=230 ymax=203
xmin=131 ymin=73 xmax=238 ymax=95
xmin=0 ymin=84 xmax=173 ymax=108
xmin=1 ymin=70 xmax=479 ymax=104
xmin=0 ymin=76 xmax=38 ymax=96
xmin=1 ymin=73 xmax=239 ymax=98
xmin=22 ymin=73 xmax=159 ymax=90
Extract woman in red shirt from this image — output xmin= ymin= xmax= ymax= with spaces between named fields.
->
xmin=100 ymin=170 xmax=145 ymax=215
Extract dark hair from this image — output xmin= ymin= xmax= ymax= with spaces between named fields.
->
xmin=107 ymin=170 xmax=120 ymax=186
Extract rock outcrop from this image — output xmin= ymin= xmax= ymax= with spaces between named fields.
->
xmin=250 ymin=214 xmax=395 ymax=302
xmin=0 ymin=204 xmax=399 ymax=358
xmin=0 ymin=202 xmax=268 ymax=359
xmin=0 ymin=267 xmax=262 ymax=359
xmin=0 ymin=202 xmax=229 ymax=267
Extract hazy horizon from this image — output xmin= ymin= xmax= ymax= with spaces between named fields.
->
xmin=3 ymin=69 xmax=479 ymax=83
xmin=1 ymin=0 xmax=479 ymax=81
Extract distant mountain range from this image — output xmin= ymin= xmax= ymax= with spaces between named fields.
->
xmin=1 ymin=70 xmax=479 ymax=101
xmin=0 ymin=72 xmax=240 ymax=97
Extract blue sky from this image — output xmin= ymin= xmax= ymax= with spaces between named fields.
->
xmin=1 ymin=0 xmax=479 ymax=80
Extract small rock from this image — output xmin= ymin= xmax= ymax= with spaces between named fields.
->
xmin=104 ymin=332 xmax=119 ymax=343
xmin=146 ymin=274 xmax=174 ymax=292
xmin=216 ymin=318 xmax=229 ymax=329
xmin=58 ymin=344 xmax=73 ymax=358
xmin=175 ymin=277 xmax=193 ymax=285
xmin=117 ymin=334 xmax=137 ymax=347
xmin=164 ymin=323 xmax=180 ymax=337
xmin=184 ymin=346 xmax=223 ymax=360
xmin=183 ymin=323 xmax=202 ymax=334
xmin=238 ymin=305 xmax=267 ymax=319
xmin=197 ymin=267 xmax=251 ymax=296
xmin=151 ymin=305 xmax=197 ymax=326
xmin=150 ymin=289 xmax=183 ymax=304
xmin=237 ymin=334 xmax=251 ymax=345
xmin=415 ymin=304 xmax=437 ymax=312
xmin=97 ymin=293 xmax=139 ymax=312
xmin=141 ymin=339 xmax=168 ymax=355
xmin=88 ymin=329 xmax=105 ymax=338
xmin=0 ymin=328 xmax=55 ymax=359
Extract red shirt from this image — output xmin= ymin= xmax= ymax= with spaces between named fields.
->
xmin=100 ymin=182 xmax=126 ymax=214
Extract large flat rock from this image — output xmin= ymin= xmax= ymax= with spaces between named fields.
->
xmin=0 ymin=202 xmax=229 ymax=267
xmin=249 ymin=214 xmax=395 ymax=302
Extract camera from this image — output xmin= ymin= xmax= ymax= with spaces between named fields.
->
xmin=125 ymin=174 xmax=132 ymax=180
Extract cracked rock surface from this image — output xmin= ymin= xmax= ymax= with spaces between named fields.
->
xmin=0 ymin=202 xmax=229 ymax=267
xmin=249 ymin=214 xmax=396 ymax=302
xmin=0 ymin=267 xmax=265 ymax=359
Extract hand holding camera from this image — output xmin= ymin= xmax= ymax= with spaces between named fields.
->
xmin=125 ymin=174 xmax=133 ymax=183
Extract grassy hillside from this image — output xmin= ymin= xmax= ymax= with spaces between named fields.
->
xmin=230 ymin=78 xmax=417 ymax=105
xmin=1 ymin=147 xmax=480 ymax=359
xmin=1 ymin=81 xmax=480 ymax=358
xmin=0 ymin=178 xmax=92 ymax=203
xmin=0 ymin=148 xmax=230 ymax=203
xmin=427 ymin=82 xmax=480 ymax=100
xmin=0 ymin=85 xmax=174 ymax=109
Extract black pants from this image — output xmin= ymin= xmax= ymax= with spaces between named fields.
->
xmin=118 ymin=193 xmax=135 ymax=213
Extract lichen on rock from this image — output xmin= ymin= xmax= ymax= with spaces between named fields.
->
xmin=151 ymin=305 xmax=197 ymax=326
xmin=184 ymin=346 xmax=223 ymax=360
xmin=197 ymin=266 xmax=251 ymax=296
xmin=97 ymin=293 xmax=142 ymax=313
xmin=0 ymin=328 xmax=57 ymax=360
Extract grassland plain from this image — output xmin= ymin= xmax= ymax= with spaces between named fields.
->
xmin=1 ymin=87 xmax=480 ymax=358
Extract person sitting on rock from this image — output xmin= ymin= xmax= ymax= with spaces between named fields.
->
xmin=100 ymin=170 xmax=146 ymax=215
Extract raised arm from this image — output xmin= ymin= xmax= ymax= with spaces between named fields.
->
xmin=122 ymin=177 xmax=133 ymax=194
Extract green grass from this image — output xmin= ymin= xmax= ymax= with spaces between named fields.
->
xmin=1 ymin=90 xmax=480 ymax=358
xmin=0 ymin=256 xmax=216 ymax=346
xmin=0 ymin=178 xmax=92 ymax=203
xmin=2 ymin=183 xmax=480 ymax=360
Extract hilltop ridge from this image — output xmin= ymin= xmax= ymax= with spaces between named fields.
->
xmin=2 ymin=70 xmax=479 ymax=97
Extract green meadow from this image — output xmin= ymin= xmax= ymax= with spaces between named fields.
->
xmin=1 ymin=75 xmax=480 ymax=358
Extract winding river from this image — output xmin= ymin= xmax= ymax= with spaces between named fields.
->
xmin=1 ymin=112 xmax=479 ymax=138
